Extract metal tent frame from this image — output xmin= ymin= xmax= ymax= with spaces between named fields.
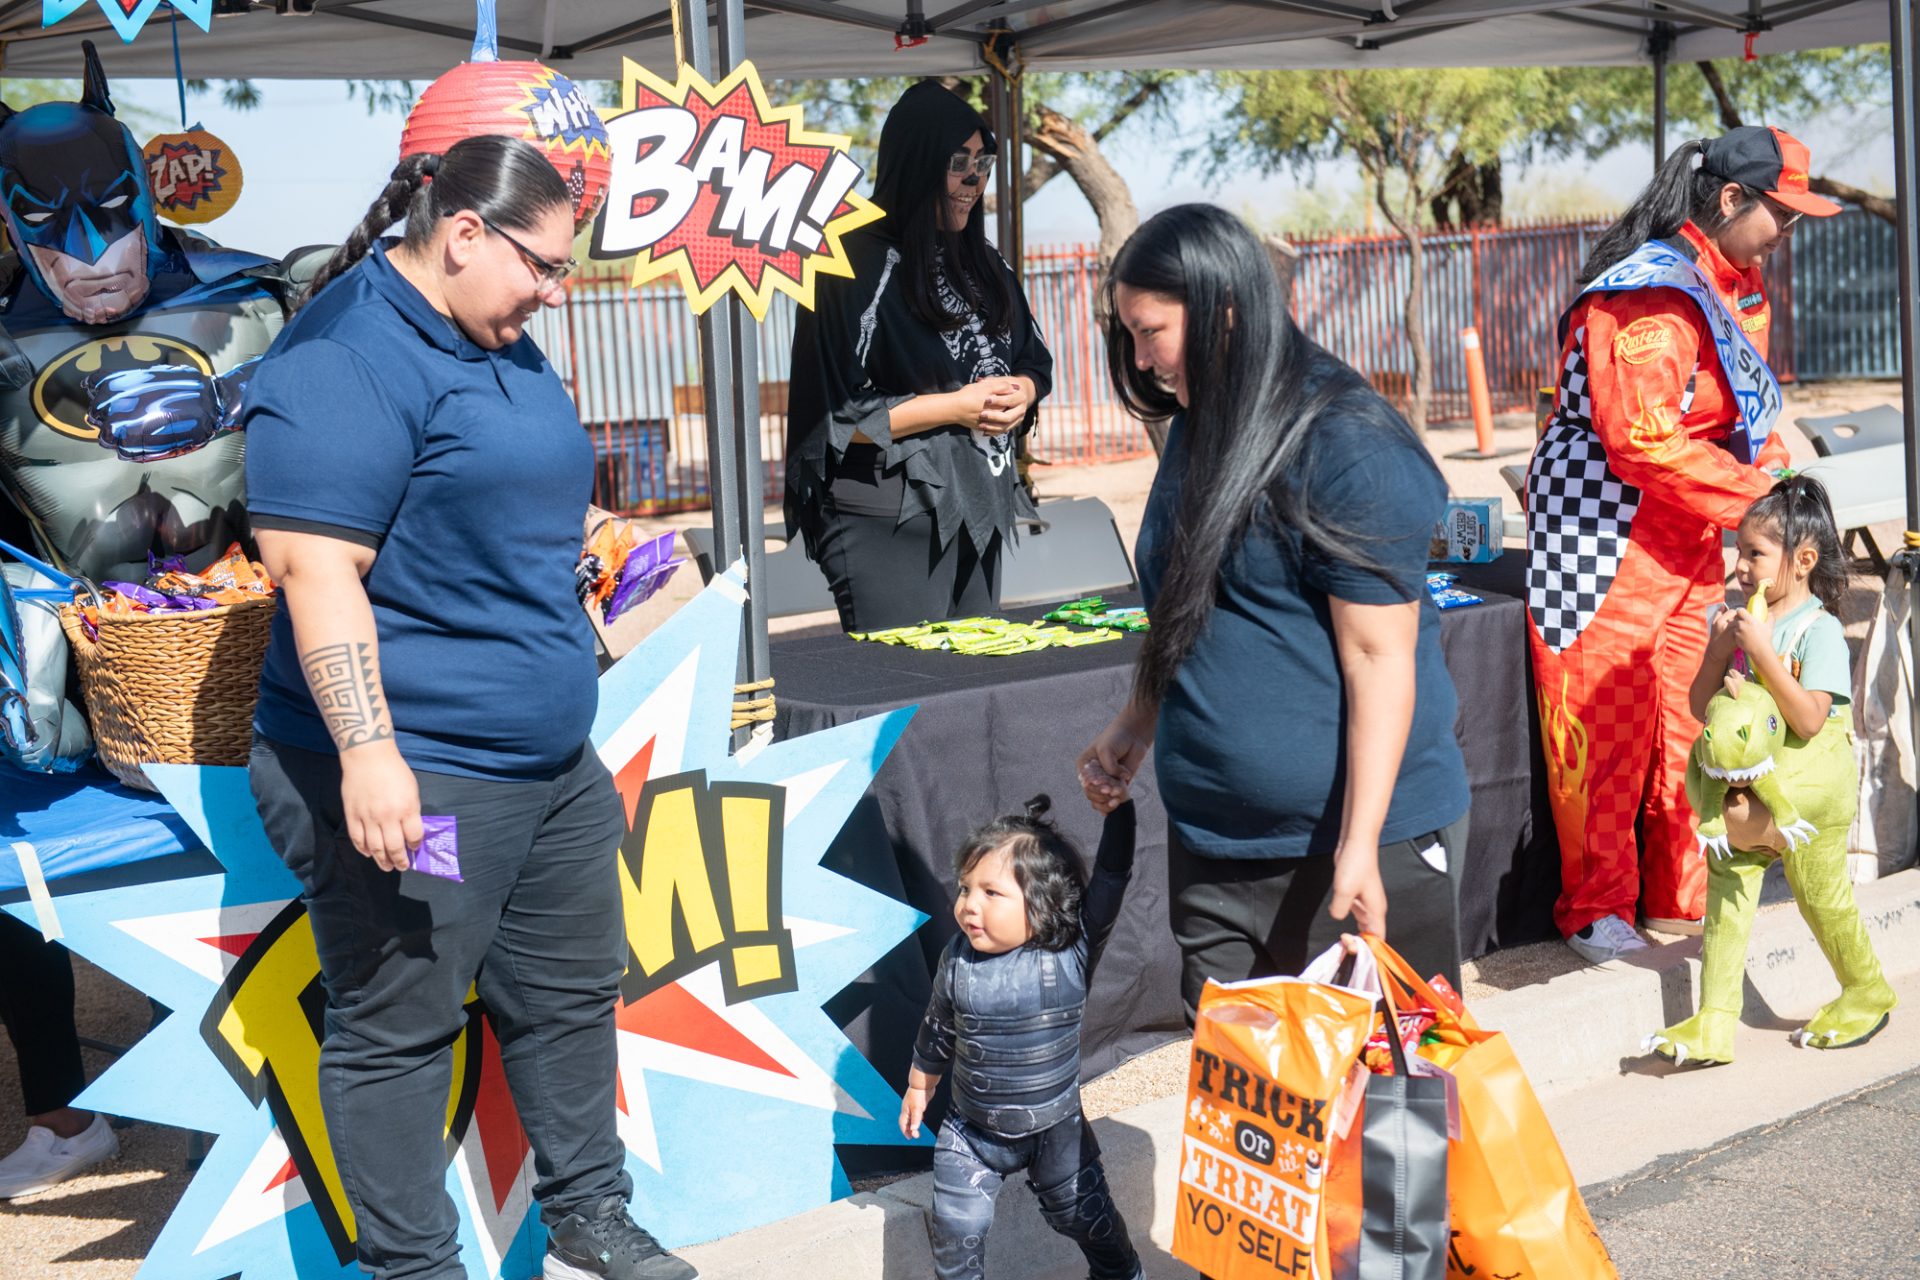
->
xmin=1 ymin=0 xmax=1910 ymax=759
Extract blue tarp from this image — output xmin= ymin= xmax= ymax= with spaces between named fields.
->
xmin=0 ymin=765 xmax=200 ymax=891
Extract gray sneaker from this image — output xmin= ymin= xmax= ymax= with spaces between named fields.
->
xmin=545 ymin=1196 xmax=698 ymax=1280
xmin=1567 ymin=914 xmax=1651 ymax=965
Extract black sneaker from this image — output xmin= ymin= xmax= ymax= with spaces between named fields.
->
xmin=544 ymin=1196 xmax=698 ymax=1280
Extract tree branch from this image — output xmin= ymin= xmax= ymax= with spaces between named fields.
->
xmin=1809 ymin=175 xmax=1897 ymax=224
xmin=1695 ymin=60 xmax=1745 ymax=130
xmin=1696 ymin=60 xmax=1894 ymax=224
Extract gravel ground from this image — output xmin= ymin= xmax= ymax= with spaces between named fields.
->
xmin=5 ymin=378 xmax=1903 ymax=1276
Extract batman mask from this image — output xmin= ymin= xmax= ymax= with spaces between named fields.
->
xmin=0 ymin=41 xmax=161 ymax=324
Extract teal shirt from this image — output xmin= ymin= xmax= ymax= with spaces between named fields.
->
xmin=1769 ymin=597 xmax=1851 ymax=718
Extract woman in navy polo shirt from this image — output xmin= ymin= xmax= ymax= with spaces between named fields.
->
xmin=1077 ymin=205 xmax=1471 ymax=1017
xmin=242 ymin=136 xmax=694 ymax=1280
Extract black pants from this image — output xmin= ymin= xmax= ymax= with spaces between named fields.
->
xmin=811 ymin=506 xmax=1002 ymax=632
xmin=0 ymin=913 xmax=85 ymax=1115
xmin=930 ymin=1111 xmax=1140 ymax=1280
xmin=250 ymin=735 xmax=631 ymax=1280
xmin=1168 ymin=816 xmax=1469 ymax=1025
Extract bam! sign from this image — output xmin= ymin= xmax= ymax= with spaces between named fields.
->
xmin=592 ymin=58 xmax=882 ymax=318
xmin=11 ymin=570 xmax=924 ymax=1279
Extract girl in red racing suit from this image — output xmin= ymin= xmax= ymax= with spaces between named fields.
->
xmin=1525 ymin=126 xmax=1839 ymax=964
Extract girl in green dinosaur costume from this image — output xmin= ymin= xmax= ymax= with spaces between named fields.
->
xmin=1646 ymin=476 xmax=1896 ymax=1065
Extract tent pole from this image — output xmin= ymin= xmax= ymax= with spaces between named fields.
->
xmin=717 ymin=0 xmax=772 ymax=751
xmin=1890 ymin=0 xmax=1920 ymax=852
xmin=1650 ymin=23 xmax=1672 ymax=170
xmin=674 ymin=0 xmax=758 ymax=749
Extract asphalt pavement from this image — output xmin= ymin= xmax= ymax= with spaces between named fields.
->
xmin=1588 ymin=1065 xmax=1920 ymax=1279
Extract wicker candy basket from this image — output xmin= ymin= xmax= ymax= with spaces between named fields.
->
xmin=58 ymin=594 xmax=277 ymax=792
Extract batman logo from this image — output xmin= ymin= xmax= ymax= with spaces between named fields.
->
xmin=32 ymin=334 xmax=213 ymax=443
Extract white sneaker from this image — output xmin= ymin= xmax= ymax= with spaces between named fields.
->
xmin=0 ymin=1115 xmax=119 ymax=1199
xmin=1567 ymin=915 xmax=1651 ymax=965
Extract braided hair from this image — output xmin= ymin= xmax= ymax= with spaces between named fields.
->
xmin=953 ymin=795 xmax=1088 ymax=952
xmin=300 ymin=134 xmax=571 ymax=309
xmin=1742 ymin=474 xmax=1848 ymax=616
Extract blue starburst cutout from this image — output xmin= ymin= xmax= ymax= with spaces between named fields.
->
xmin=7 ymin=566 xmax=927 ymax=1278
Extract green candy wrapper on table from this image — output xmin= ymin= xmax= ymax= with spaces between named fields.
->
xmin=1042 ymin=597 xmax=1151 ymax=631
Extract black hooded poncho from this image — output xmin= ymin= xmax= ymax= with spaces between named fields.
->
xmin=784 ymin=82 xmax=1053 ymax=560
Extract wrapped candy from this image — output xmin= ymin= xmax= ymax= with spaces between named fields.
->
xmin=89 ymin=543 xmax=275 ymax=617
xmin=576 ymin=524 xmax=683 ymax=624
xmin=850 ymin=616 xmax=1124 ymax=656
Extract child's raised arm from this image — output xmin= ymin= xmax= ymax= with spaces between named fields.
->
xmin=1081 ymin=800 xmax=1136 ymax=977
xmin=1689 ymin=605 xmax=1744 ymax=723
xmin=1732 ymin=610 xmax=1833 ymax=739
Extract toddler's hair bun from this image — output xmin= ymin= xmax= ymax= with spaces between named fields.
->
xmin=1024 ymin=794 xmax=1052 ymax=821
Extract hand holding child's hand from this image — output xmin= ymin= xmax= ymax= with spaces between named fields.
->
xmin=899 ymin=1085 xmax=933 ymax=1140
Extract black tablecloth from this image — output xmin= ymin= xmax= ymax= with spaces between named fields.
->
xmin=773 ymin=557 xmax=1558 ymax=1110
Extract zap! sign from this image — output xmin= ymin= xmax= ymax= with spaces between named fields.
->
xmin=400 ymin=61 xmax=614 ymax=227
xmin=144 ymin=129 xmax=242 ymax=224
xmin=592 ymin=58 xmax=883 ymax=319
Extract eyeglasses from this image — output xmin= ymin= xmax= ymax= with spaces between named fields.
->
xmin=481 ymin=216 xmax=577 ymax=289
xmin=1759 ymin=195 xmax=1803 ymax=232
xmin=946 ymin=151 xmax=996 ymax=179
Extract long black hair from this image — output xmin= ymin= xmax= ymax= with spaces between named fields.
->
xmin=300 ymin=133 xmax=571 ymax=308
xmin=1102 ymin=203 xmax=1425 ymax=707
xmin=954 ymin=795 xmax=1086 ymax=952
xmin=1578 ymin=137 xmax=1759 ymax=284
xmin=870 ymin=80 xmax=1013 ymax=334
xmin=1742 ymin=474 xmax=1848 ymax=616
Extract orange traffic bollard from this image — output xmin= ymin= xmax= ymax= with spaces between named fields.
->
xmin=1443 ymin=326 xmax=1527 ymax=460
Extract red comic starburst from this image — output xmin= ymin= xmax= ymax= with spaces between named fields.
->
xmin=593 ymin=58 xmax=884 ymax=319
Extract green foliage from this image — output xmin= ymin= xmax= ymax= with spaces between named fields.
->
xmin=1546 ymin=46 xmax=1891 ymax=158
xmin=771 ymin=71 xmax=1181 ymax=176
xmin=1209 ymin=67 xmax=1560 ymax=229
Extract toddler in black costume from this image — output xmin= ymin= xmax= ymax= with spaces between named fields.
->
xmin=900 ymin=796 xmax=1143 ymax=1280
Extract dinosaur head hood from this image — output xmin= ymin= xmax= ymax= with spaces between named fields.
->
xmin=1699 ymin=672 xmax=1787 ymax=783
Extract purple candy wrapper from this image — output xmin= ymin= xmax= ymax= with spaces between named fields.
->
xmin=604 ymin=530 xmax=685 ymax=623
xmin=411 ymin=816 xmax=463 ymax=881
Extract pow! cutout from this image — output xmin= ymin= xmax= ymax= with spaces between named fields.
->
xmin=144 ymin=130 xmax=243 ymax=224
xmin=592 ymin=58 xmax=884 ymax=319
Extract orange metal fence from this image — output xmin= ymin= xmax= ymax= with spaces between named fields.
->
xmin=531 ymin=248 xmax=1152 ymax=518
xmin=539 ymin=226 xmax=1808 ymax=517
xmin=1289 ymin=218 xmax=1796 ymax=423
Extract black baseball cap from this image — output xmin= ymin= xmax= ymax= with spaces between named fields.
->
xmin=1701 ymin=126 xmax=1841 ymax=217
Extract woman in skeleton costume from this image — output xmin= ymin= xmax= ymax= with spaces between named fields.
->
xmin=786 ymin=81 xmax=1053 ymax=631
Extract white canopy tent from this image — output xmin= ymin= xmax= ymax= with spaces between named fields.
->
xmin=0 ymin=0 xmax=1896 ymax=77
xmin=0 ymin=0 xmax=1911 ymax=758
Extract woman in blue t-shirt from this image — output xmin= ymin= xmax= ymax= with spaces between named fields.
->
xmin=1077 ymin=205 xmax=1471 ymax=1017
xmin=242 ymin=136 xmax=694 ymax=1280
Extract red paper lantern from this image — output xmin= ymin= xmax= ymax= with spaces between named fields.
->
xmin=399 ymin=61 xmax=612 ymax=226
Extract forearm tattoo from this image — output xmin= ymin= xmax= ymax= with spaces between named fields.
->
xmin=301 ymin=642 xmax=394 ymax=751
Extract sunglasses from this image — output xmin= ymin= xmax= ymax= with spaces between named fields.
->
xmin=481 ymin=216 xmax=577 ymax=289
xmin=946 ymin=151 xmax=997 ymax=179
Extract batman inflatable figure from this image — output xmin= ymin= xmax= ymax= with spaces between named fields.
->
xmin=0 ymin=42 xmax=320 ymax=771
xmin=0 ymin=41 xmax=318 ymax=584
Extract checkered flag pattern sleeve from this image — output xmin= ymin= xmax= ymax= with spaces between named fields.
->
xmin=1527 ymin=330 xmax=1641 ymax=653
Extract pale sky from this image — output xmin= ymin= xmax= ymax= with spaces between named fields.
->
xmin=53 ymin=77 xmax=1902 ymax=260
